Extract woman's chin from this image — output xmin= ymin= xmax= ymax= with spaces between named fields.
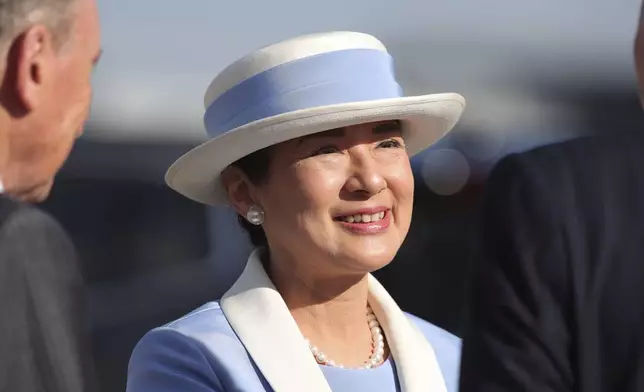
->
xmin=336 ymin=245 xmax=399 ymax=273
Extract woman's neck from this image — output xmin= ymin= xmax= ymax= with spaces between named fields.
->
xmin=267 ymin=250 xmax=384 ymax=368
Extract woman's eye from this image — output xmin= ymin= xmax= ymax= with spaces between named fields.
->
xmin=311 ymin=146 xmax=341 ymax=156
xmin=378 ymin=139 xmax=403 ymax=148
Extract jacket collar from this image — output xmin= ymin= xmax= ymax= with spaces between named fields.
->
xmin=220 ymin=249 xmax=447 ymax=392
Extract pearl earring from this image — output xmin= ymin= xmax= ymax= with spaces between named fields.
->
xmin=246 ymin=205 xmax=264 ymax=225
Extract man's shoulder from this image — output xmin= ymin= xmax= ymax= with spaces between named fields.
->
xmin=502 ymin=135 xmax=644 ymax=177
xmin=0 ymin=196 xmax=66 ymax=236
xmin=0 ymin=196 xmax=76 ymax=267
xmin=489 ymin=135 xmax=644 ymax=198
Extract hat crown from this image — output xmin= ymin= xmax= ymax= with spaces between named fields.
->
xmin=204 ymin=31 xmax=388 ymax=109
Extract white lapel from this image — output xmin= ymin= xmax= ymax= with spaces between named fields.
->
xmin=368 ymin=276 xmax=448 ymax=392
xmin=220 ymin=249 xmax=331 ymax=392
xmin=220 ymin=249 xmax=447 ymax=392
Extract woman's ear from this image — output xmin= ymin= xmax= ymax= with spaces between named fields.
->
xmin=220 ymin=166 xmax=256 ymax=217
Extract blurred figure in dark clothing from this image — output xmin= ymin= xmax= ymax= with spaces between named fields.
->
xmin=459 ymin=4 xmax=644 ymax=392
xmin=0 ymin=0 xmax=102 ymax=390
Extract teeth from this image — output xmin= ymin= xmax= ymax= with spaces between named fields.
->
xmin=339 ymin=211 xmax=386 ymax=223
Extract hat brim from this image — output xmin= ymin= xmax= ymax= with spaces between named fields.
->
xmin=166 ymin=92 xmax=465 ymax=206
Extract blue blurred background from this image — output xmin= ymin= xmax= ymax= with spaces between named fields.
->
xmin=39 ymin=0 xmax=644 ymax=389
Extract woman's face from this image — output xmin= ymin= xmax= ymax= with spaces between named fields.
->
xmin=237 ymin=120 xmax=414 ymax=275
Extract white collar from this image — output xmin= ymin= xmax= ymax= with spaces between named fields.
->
xmin=220 ymin=249 xmax=447 ymax=392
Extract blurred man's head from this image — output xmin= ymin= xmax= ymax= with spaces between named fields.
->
xmin=0 ymin=0 xmax=100 ymax=202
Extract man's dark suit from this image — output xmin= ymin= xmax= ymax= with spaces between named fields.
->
xmin=0 ymin=196 xmax=95 ymax=392
xmin=459 ymin=135 xmax=644 ymax=392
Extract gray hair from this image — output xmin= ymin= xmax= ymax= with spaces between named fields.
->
xmin=0 ymin=0 xmax=76 ymax=48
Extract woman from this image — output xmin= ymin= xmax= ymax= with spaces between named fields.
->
xmin=126 ymin=31 xmax=465 ymax=392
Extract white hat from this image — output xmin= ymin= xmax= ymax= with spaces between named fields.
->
xmin=166 ymin=31 xmax=466 ymax=206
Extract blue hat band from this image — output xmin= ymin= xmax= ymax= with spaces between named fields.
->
xmin=204 ymin=48 xmax=403 ymax=138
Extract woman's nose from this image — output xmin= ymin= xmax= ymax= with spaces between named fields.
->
xmin=343 ymin=155 xmax=386 ymax=197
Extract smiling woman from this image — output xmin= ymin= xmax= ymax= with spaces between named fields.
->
xmin=226 ymin=119 xmax=414 ymax=276
xmin=126 ymin=31 xmax=465 ymax=392
xmin=231 ymin=120 xmax=407 ymax=251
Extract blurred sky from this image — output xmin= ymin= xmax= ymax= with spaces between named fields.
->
xmin=89 ymin=0 xmax=642 ymax=141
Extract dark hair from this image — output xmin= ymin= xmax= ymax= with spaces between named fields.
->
xmin=229 ymin=146 xmax=272 ymax=248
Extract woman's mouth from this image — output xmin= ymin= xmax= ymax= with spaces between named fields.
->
xmin=336 ymin=211 xmax=386 ymax=223
xmin=333 ymin=209 xmax=391 ymax=234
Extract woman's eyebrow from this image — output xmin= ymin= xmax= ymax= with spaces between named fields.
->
xmin=296 ymin=128 xmax=346 ymax=146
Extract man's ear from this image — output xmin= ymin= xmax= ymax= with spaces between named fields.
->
xmin=8 ymin=24 xmax=56 ymax=112
xmin=220 ymin=166 xmax=259 ymax=217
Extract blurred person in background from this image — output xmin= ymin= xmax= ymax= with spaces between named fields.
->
xmin=126 ymin=31 xmax=465 ymax=392
xmin=0 ymin=0 xmax=101 ymax=390
xmin=459 ymin=3 xmax=644 ymax=391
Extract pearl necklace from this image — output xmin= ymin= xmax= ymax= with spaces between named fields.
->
xmin=305 ymin=305 xmax=385 ymax=369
